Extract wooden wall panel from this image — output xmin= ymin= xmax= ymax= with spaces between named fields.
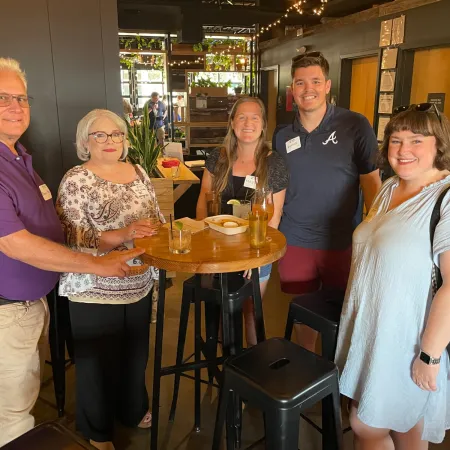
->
xmin=350 ymin=56 xmax=378 ymax=125
xmin=410 ymin=47 xmax=450 ymax=117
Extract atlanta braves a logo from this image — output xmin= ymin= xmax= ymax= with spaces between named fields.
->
xmin=322 ymin=131 xmax=338 ymax=145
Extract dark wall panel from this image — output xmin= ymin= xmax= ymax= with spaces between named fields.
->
xmin=261 ymin=1 xmax=450 ymax=125
xmin=1 ymin=0 xmax=121 ymax=192
xmin=48 ymin=0 xmax=121 ymax=172
xmin=100 ymin=0 xmax=122 ymax=114
xmin=0 ymin=0 xmax=62 ymax=195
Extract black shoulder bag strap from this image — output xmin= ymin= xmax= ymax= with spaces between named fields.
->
xmin=430 ymin=186 xmax=450 ymax=294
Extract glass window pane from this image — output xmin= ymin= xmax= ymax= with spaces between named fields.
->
xmin=121 ymin=83 xmax=130 ymax=96
xmin=137 ymin=83 xmax=164 ymax=96
xmin=120 ymin=69 xmax=129 ymax=82
xmin=138 ymin=97 xmax=150 ymax=108
xmin=136 ymin=70 xmax=163 ymax=82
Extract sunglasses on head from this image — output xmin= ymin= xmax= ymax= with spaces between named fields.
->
xmin=292 ymin=51 xmax=324 ymax=63
xmin=393 ymin=103 xmax=442 ymax=123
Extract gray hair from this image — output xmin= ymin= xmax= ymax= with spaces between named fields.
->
xmin=0 ymin=57 xmax=27 ymax=88
xmin=76 ymin=109 xmax=128 ymax=161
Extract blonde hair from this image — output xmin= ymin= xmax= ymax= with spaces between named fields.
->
xmin=212 ymin=97 xmax=270 ymax=193
xmin=76 ymin=109 xmax=128 ymax=161
xmin=0 ymin=57 xmax=27 ymax=88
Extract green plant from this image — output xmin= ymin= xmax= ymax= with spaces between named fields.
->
xmin=192 ymin=43 xmax=204 ymax=52
xmin=126 ymin=103 xmax=164 ymax=176
xmin=120 ymin=54 xmax=139 ymax=69
xmin=191 ymin=78 xmax=231 ymax=88
xmin=119 ymin=36 xmax=164 ymax=51
xmin=206 ymin=54 xmax=233 ymax=71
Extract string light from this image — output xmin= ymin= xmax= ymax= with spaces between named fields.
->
xmin=313 ymin=0 xmax=327 ymax=15
xmin=169 ymin=57 xmax=204 ymax=67
xmin=253 ymin=0 xmax=328 ymax=39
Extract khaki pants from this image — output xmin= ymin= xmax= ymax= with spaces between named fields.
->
xmin=0 ymin=298 xmax=49 ymax=447
xmin=156 ymin=126 xmax=165 ymax=146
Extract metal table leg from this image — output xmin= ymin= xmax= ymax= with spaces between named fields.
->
xmin=151 ymin=269 xmax=166 ymax=450
xmin=251 ymin=268 xmax=266 ymax=343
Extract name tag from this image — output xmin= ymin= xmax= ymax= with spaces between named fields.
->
xmin=39 ymin=184 xmax=52 ymax=201
xmin=131 ymin=183 xmax=148 ymax=198
xmin=286 ymin=136 xmax=301 ymax=153
xmin=244 ymin=175 xmax=257 ymax=190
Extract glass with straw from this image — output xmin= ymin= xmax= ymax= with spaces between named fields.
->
xmin=168 ymin=214 xmax=191 ymax=254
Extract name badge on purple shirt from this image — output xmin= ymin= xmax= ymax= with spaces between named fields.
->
xmin=39 ymin=184 xmax=52 ymax=201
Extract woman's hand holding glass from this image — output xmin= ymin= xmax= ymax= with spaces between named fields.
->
xmin=123 ymin=218 xmax=160 ymax=241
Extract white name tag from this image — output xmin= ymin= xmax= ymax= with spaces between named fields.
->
xmin=131 ymin=183 xmax=148 ymax=198
xmin=286 ymin=136 xmax=301 ymax=153
xmin=244 ymin=175 xmax=257 ymax=190
xmin=39 ymin=184 xmax=52 ymax=201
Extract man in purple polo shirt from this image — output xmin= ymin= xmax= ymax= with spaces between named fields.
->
xmin=0 ymin=58 xmax=144 ymax=447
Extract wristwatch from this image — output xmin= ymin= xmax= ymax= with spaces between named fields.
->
xmin=419 ymin=350 xmax=441 ymax=365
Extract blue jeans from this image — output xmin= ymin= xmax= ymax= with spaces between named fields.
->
xmin=259 ymin=263 xmax=272 ymax=283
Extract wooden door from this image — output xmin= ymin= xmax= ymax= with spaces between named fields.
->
xmin=410 ymin=47 xmax=450 ymax=117
xmin=350 ymin=56 xmax=378 ymax=125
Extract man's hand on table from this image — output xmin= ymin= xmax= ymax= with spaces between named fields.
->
xmin=92 ymin=248 xmax=145 ymax=278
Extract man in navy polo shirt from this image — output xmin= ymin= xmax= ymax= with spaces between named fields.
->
xmin=275 ymin=52 xmax=381 ymax=351
xmin=148 ymin=91 xmax=167 ymax=146
xmin=0 ymin=58 xmax=144 ymax=446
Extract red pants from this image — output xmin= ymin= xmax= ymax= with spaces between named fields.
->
xmin=278 ymin=245 xmax=352 ymax=295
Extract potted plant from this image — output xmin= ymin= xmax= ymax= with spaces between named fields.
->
xmin=126 ymin=102 xmax=164 ymax=176
xmin=234 ymin=85 xmax=243 ymax=95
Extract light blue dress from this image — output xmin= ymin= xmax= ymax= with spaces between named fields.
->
xmin=335 ymin=175 xmax=450 ymax=443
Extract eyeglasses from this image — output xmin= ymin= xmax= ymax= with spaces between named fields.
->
xmin=292 ymin=51 xmax=324 ymax=63
xmin=0 ymin=93 xmax=33 ymax=108
xmin=88 ymin=131 xmax=125 ymax=144
xmin=393 ymin=103 xmax=442 ymax=123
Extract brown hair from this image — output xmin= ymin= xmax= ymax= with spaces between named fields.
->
xmin=291 ymin=52 xmax=330 ymax=80
xmin=378 ymin=109 xmax=450 ymax=172
xmin=212 ymin=97 xmax=270 ymax=194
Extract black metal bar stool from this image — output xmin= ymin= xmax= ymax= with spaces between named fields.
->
xmin=47 ymin=287 xmax=74 ymax=417
xmin=284 ymin=290 xmax=344 ymax=361
xmin=284 ymin=289 xmax=349 ymax=447
xmin=169 ymin=272 xmax=258 ymax=429
xmin=212 ymin=338 xmax=343 ymax=450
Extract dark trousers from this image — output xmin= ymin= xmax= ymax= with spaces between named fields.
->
xmin=69 ymin=295 xmax=151 ymax=442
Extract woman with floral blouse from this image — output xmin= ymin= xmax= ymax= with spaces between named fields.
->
xmin=56 ymin=109 xmax=164 ymax=450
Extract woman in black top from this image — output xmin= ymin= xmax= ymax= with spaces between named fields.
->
xmin=196 ymin=96 xmax=289 ymax=346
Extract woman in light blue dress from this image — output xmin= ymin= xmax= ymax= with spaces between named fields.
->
xmin=335 ymin=104 xmax=450 ymax=449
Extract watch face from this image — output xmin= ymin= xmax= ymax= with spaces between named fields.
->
xmin=420 ymin=352 xmax=431 ymax=365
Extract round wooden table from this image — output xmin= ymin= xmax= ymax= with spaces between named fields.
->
xmin=136 ymin=226 xmax=286 ymax=450
xmin=137 ymin=225 xmax=287 ymax=274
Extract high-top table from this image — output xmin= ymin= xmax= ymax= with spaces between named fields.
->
xmin=136 ymin=226 xmax=287 ymax=450
xmin=155 ymin=157 xmax=200 ymax=203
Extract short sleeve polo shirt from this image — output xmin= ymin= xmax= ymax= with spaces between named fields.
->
xmin=0 ymin=142 xmax=64 ymax=300
xmin=275 ymin=104 xmax=378 ymax=250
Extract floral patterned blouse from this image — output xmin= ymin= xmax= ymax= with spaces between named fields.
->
xmin=56 ymin=164 xmax=165 ymax=304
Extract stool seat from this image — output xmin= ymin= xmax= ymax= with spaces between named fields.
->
xmin=213 ymin=338 xmax=343 ymax=450
xmin=230 ymin=337 xmax=338 ymax=407
xmin=3 ymin=421 xmax=92 ymax=449
xmin=291 ymin=290 xmax=343 ymax=324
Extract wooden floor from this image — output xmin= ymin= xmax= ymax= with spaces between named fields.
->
xmin=34 ymin=266 xmax=450 ymax=449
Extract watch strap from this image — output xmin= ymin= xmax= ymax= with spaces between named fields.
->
xmin=419 ymin=350 xmax=441 ymax=365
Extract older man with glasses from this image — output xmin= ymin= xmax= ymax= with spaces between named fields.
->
xmin=0 ymin=57 xmax=144 ymax=447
